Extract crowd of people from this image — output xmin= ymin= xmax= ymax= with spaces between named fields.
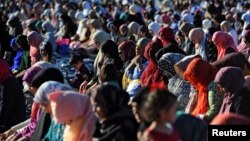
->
xmin=1 ymin=0 xmax=250 ymax=141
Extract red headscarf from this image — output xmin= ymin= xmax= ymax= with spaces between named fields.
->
xmin=0 ymin=59 xmax=12 ymax=84
xmin=184 ymin=58 xmax=218 ymax=116
xmin=141 ymin=39 xmax=164 ymax=86
xmin=158 ymin=27 xmax=175 ymax=47
xmin=118 ymin=40 xmax=136 ymax=61
xmin=212 ymin=31 xmax=238 ymax=60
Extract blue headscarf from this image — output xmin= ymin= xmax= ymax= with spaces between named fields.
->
xmin=10 ymin=38 xmax=23 ymax=70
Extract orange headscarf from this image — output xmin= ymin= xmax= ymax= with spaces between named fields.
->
xmin=184 ymin=58 xmax=218 ymax=116
xmin=212 ymin=31 xmax=237 ymax=60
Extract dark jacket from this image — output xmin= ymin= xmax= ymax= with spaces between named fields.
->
xmin=0 ymin=77 xmax=26 ymax=132
xmin=94 ymin=108 xmax=138 ymax=141
xmin=205 ymin=39 xmax=218 ymax=63
xmin=234 ymin=88 xmax=250 ymax=118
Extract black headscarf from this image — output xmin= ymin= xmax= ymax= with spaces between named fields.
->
xmin=16 ymin=35 xmax=30 ymax=51
xmin=101 ymin=40 xmax=123 ymax=70
xmin=155 ymin=43 xmax=186 ymax=62
xmin=31 ymin=68 xmax=64 ymax=88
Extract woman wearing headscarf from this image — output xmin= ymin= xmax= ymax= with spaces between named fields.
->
xmin=211 ymin=113 xmax=250 ymax=125
xmin=47 ymin=91 xmax=96 ymax=141
xmin=220 ymin=21 xmax=238 ymax=46
xmin=87 ymin=30 xmax=110 ymax=89
xmin=101 ymin=40 xmax=123 ymax=72
xmin=7 ymin=68 xmax=65 ymax=141
xmin=27 ymin=31 xmax=43 ymax=65
xmin=214 ymin=67 xmax=250 ymax=117
xmin=42 ymin=21 xmax=57 ymax=53
xmin=212 ymin=31 xmax=238 ymax=60
xmin=96 ymin=62 xmax=120 ymax=89
xmin=158 ymin=27 xmax=176 ymax=47
xmin=128 ymin=22 xmax=140 ymax=41
xmin=85 ymin=19 xmax=102 ymax=47
xmin=212 ymin=52 xmax=250 ymax=76
xmin=174 ymin=55 xmax=201 ymax=80
xmin=155 ymin=43 xmax=186 ymax=62
xmin=10 ymin=38 xmax=23 ymax=72
xmin=31 ymin=81 xmax=73 ymax=141
xmin=158 ymin=53 xmax=190 ymax=110
xmin=127 ymin=4 xmax=144 ymax=25
xmin=59 ymin=14 xmax=77 ymax=39
xmin=7 ymin=16 xmax=23 ymax=38
xmin=118 ymin=40 xmax=136 ymax=73
xmin=91 ymin=84 xmax=138 ymax=141
xmin=183 ymin=58 xmax=224 ymax=122
xmin=179 ymin=22 xmax=195 ymax=55
xmin=141 ymin=39 xmax=164 ymax=87
xmin=148 ymin=22 xmax=161 ymax=38
xmin=123 ymin=38 xmax=151 ymax=96
xmin=188 ymin=28 xmax=208 ymax=60
xmin=0 ymin=59 xmax=26 ymax=133
xmin=16 ymin=35 xmax=31 ymax=73
xmin=22 ymin=66 xmax=42 ymax=118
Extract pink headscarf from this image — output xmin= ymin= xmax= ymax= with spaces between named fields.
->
xmin=48 ymin=91 xmax=96 ymax=141
xmin=212 ymin=31 xmax=238 ymax=60
xmin=27 ymin=31 xmax=43 ymax=65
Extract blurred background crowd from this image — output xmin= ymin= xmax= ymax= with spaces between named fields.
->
xmin=1 ymin=0 xmax=250 ymax=141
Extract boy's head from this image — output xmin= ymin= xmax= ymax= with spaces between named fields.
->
xmin=142 ymin=89 xmax=178 ymax=124
xmin=40 ymin=41 xmax=53 ymax=62
xmin=69 ymin=54 xmax=83 ymax=71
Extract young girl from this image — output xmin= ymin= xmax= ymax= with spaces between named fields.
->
xmin=142 ymin=89 xmax=180 ymax=141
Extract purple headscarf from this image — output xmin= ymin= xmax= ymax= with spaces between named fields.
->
xmin=214 ymin=67 xmax=245 ymax=113
xmin=22 ymin=66 xmax=42 ymax=84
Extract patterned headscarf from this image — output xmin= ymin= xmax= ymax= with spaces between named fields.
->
xmin=34 ymin=81 xmax=72 ymax=104
xmin=158 ymin=53 xmax=185 ymax=80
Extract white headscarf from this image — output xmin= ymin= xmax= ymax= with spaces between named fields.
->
xmin=34 ymin=81 xmax=72 ymax=104
xmin=148 ymin=22 xmax=161 ymax=36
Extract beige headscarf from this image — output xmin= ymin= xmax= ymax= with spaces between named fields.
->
xmin=188 ymin=28 xmax=205 ymax=45
xmin=93 ymin=30 xmax=111 ymax=77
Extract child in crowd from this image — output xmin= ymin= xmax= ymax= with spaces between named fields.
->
xmin=142 ymin=89 xmax=180 ymax=141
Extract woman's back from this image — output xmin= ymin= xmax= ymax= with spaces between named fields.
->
xmin=0 ymin=77 xmax=26 ymax=132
